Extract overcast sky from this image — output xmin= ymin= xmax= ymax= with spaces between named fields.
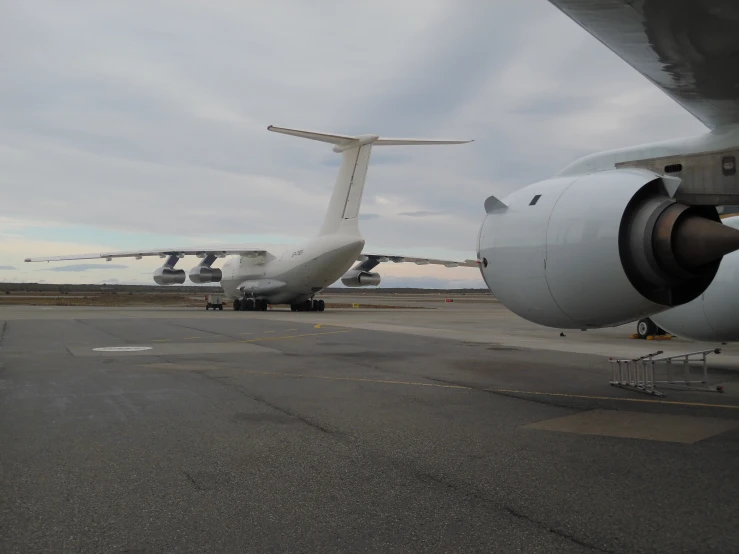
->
xmin=0 ymin=0 xmax=707 ymax=287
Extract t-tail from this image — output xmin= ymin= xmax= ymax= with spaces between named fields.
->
xmin=267 ymin=126 xmax=472 ymax=237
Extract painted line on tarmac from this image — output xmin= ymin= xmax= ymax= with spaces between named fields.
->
xmin=238 ymin=370 xmax=469 ymax=389
xmin=489 ymin=389 xmax=739 ymax=410
xmin=239 ymin=330 xmax=352 ymax=343
xmin=234 ymin=371 xmax=739 ymax=409
xmin=183 ymin=336 xmax=201 ymax=340
xmin=152 ymin=339 xmax=170 ymax=342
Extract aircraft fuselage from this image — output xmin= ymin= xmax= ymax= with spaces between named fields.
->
xmin=220 ymin=234 xmax=365 ymax=305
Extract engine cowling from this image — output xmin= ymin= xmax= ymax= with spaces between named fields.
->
xmin=153 ymin=266 xmax=186 ymax=285
xmin=341 ymin=270 xmax=381 ymax=287
xmin=651 ymin=217 xmax=739 ymax=341
xmin=189 ymin=265 xmax=222 ymax=284
xmin=478 ymin=168 xmax=739 ymax=329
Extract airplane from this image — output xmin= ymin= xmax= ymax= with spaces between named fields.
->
xmin=476 ymin=0 xmax=739 ymax=340
xmin=26 ymin=126 xmax=477 ymax=312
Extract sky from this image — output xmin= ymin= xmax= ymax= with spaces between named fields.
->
xmin=0 ymin=0 xmax=708 ymax=288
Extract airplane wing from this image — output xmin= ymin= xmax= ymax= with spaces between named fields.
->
xmin=548 ymin=0 xmax=739 ymax=130
xmin=356 ymin=253 xmax=479 ymax=271
xmin=25 ymin=246 xmax=270 ymax=262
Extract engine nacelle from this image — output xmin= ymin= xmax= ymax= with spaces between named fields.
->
xmin=189 ymin=265 xmax=222 ymax=284
xmin=478 ymin=168 xmax=739 ymax=329
xmin=652 ymin=217 xmax=739 ymax=341
xmin=341 ymin=270 xmax=381 ymax=287
xmin=153 ymin=266 xmax=186 ymax=285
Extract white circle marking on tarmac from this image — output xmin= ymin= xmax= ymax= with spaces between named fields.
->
xmin=92 ymin=346 xmax=153 ymax=352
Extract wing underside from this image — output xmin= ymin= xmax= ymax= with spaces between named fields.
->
xmin=548 ymin=0 xmax=739 ymax=130
xmin=25 ymin=246 xmax=269 ymax=262
xmin=356 ymin=253 xmax=478 ymax=272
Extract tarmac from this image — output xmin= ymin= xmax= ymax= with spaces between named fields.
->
xmin=2 ymin=297 xmax=739 ymax=553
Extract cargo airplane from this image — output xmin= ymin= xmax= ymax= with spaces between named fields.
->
xmin=26 ymin=126 xmax=476 ymax=311
xmin=476 ymin=0 xmax=739 ymax=342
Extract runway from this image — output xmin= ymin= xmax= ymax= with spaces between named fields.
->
xmin=2 ymin=302 xmax=739 ymax=553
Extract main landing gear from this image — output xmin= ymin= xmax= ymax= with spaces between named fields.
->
xmin=290 ymin=299 xmax=325 ymax=312
xmin=233 ymin=298 xmax=269 ymax=311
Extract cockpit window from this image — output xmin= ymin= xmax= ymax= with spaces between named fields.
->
xmin=529 ymin=194 xmax=541 ymax=206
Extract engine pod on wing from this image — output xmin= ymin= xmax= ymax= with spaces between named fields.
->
xmin=478 ymin=168 xmax=736 ymax=329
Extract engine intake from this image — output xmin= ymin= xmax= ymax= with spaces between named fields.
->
xmin=341 ymin=270 xmax=381 ymax=287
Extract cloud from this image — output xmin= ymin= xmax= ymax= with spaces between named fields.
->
xmin=42 ymin=263 xmax=129 ymax=272
xmin=398 ymin=211 xmax=442 ymax=217
xmin=0 ymin=1 xmax=710 ymax=287
xmin=0 ymin=266 xmax=16 ymax=270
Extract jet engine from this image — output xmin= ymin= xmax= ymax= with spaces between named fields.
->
xmin=153 ymin=266 xmax=186 ymax=285
xmin=478 ymin=168 xmax=739 ymax=329
xmin=189 ymin=254 xmax=222 ymax=284
xmin=189 ymin=265 xmax=222 ymax=284
xmin=651 ymin=218 xmax=739 ymax=341
xmin=341 ymin=269 xmax=381 ymax=287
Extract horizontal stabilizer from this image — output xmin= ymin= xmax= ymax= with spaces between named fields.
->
xmin=267 ymin=125 xmax=472 ymax=153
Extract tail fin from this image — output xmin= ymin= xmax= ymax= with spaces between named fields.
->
xmin=267 ymin=126 xmax=472 ymax=236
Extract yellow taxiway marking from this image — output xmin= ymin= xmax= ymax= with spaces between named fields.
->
xmin=232 ymin=371 xmax=739 ymax=410
xmin=263 ymin=330 xmax=275 ymax=333
xmin=151 ymin=339 xmax=170 ymax=342
xmin=314 ymin=324 xmax=322 ymax=328
xmin=239 ymin=330 xmax=351 ymax=343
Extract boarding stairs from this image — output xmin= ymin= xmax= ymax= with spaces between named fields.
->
xmin=609 ymin=349 xmax=724 ymax=397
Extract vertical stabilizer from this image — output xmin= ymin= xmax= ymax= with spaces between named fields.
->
xmin=267 ymin=125 xmax=472 ymax=237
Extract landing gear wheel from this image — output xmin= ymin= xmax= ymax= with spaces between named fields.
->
xmin=206 ymin=304 xmax=210 ymax=311
xmin=311 ymin=300 xmax=318 ymax=312
xmin=636 ymin=318 xmax=657 ymax=339
xmin=241 ymin=299 xmax=254 ymax=311
xmin=219 ymin=305 xmax=223 ymax=311
xmin=317 ymin=299 xmax=325 ymax=312
xmin=233 ymin=300 xmax=241 ymax=311
xmin=304 ymin=300 xmax=312 ymax=312
xmin=290 ymin=304 xmax=297 ymax=312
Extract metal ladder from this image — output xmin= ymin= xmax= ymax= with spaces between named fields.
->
xmin=609 ymin=348 xmax=723 ymax=396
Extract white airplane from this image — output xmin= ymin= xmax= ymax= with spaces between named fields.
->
xmin=26 ymin=126 xmax=476 ymax=312
xmin=476 ymin=0 xmax=739 ymax=340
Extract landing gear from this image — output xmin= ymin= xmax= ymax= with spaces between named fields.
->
xmin=290 ymin=299 xmax=325 ymax=312
xmin=636 ymin=318 xmax=656 ymax=339
xmin=635 ymin=318 xmax=666 ymax=339
xmin=236 ymin=298 xmax=268 ymax=311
